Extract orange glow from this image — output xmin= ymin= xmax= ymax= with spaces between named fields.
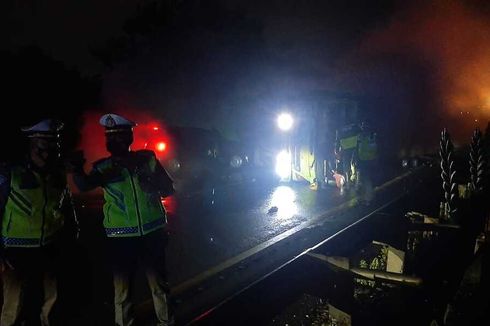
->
xmin=156 ymin=142 xmax=166 ymax=152
xmin=348 ymin=0 xmax=490 ymax=142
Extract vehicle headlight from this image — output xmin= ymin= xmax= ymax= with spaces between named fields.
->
xmin=230 ymin=155 xmax=243 ymax=168
xmin=275 ymin=150 xmax=291 ymax=178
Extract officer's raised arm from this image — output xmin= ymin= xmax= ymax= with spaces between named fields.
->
xmin=155 ymin=159 xmax=175 ymax=197
xmin=67 ymin=151 xmax=105 ymax=192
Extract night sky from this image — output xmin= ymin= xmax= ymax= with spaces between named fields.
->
xmin=2 ymin=0 xmax=490 ymax=160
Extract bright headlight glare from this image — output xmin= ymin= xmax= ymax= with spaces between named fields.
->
xmin=275 ymin=150 xmax=291 ymax=178
xmin=277 ymin=113 xmax=293 ymax=131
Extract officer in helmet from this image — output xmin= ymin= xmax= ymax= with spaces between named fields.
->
xmin=70 ymin=113 xmax=174 ymax=326
xmin=0 ymin=119 xmax=77 ymax=326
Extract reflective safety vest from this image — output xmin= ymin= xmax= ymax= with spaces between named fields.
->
xmin=94 ymin=151 xmax=167 ymax=238
xmin=358 ymin=133 xmax=378 ymax=161
xmin=293 ymin=146 xmax=316 ymax=184
xmin=338 ymin=124 xmax=360 ymax=150
xmin=1 ymin=166 xmax=66 ymax=248
xmin=340 ymin=135 xmax=359 ymax=150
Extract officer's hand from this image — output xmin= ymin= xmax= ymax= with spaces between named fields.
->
xmin=65 ymin=150 xmax=86 ymax=172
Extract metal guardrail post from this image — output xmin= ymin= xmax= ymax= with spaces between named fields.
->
xmin=306 ymin=253 xmax=423 ymax=286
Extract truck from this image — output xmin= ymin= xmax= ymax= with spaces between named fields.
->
xmin=251 ymin=91 xmax=360 ymax=189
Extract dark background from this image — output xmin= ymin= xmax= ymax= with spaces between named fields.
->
xmin=2 ymin=0 xmax=490 ymax=161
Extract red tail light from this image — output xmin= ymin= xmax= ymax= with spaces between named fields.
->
xmin=156 ymin=142 xmax=167 ymax=152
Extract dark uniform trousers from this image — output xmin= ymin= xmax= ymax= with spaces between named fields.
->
xmin=357 ymin=159 xmax=376 ymax=203
xmin=108 ymin=230 xmax=170 ymax=326
xmin=1 ymin=244 xmax=59 ymax=326
xmin=341 ymin=148 xmax=356 ymax=186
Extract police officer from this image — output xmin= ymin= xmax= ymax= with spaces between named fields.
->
xmin=355 ymin=122 xmax=378 ymax=205
xmin=0 ymin=119 xmax=76 ymax=326
xmin=336 ymin=123 xmax=360 ymax=191
xmin=70 ymin=114 xmax=174 ymax=326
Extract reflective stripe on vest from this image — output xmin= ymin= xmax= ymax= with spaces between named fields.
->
xmin=105 ymin=226 xmax=139 ymax=236
xmin=95 ymin=152 xmax=167 ymax=238
xmin=2 ymin=237 xmax=40 ymax=247
xmin=105 ymin=219 xmax=165 ymax=236
xmin=1 ymin=166 xmax=66 ymax=248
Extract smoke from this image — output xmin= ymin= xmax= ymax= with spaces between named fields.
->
xmin=93 ymin=0 xmax=490 ymax=153
xmin=343 ymin=0 xmax=490 ymax=147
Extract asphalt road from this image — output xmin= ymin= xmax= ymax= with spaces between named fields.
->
xmin=68 ymin=165 xmax=413 ymax=325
